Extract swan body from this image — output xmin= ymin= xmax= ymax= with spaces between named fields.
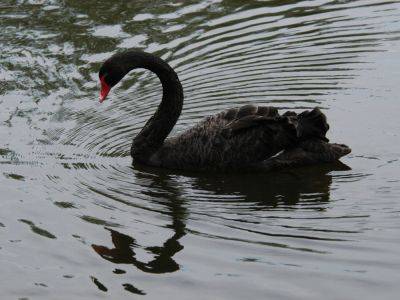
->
xmin=98 ymin=50 xmax=350 ymax=171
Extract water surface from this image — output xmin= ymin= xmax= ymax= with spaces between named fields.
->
xmin=1 ymin=0 xmax=400 ymax=299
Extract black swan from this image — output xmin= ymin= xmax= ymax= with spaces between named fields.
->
xmin=98 ymin=50 xmax=350 ymax=171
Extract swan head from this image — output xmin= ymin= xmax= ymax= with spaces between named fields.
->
xmin=98 ymin=50 xmax=177 ymax=102
xmin=98 ymin=59 xmax=126 ymax=103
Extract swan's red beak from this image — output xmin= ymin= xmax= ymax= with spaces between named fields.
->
xmin=99 ymin=75 xmax=111 ymax=103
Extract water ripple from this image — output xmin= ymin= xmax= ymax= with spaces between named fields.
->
xmin=1 ymin=0 xmax=400 ymax=298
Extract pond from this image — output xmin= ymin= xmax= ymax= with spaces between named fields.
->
xmin=0 ymin=0 xmax=400 ymax=299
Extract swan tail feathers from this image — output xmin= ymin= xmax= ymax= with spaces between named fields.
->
xmin=297 ymin=108 xmax=330 ymax=142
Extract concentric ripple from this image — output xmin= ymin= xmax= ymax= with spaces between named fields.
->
xmin=1 ymin=0 xmax=400 ymax=299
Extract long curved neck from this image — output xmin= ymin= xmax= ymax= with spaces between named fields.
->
xmin=121 ymin=52 xmax=183 ymax=162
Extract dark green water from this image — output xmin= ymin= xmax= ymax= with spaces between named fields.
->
xmin=1 ymin=0 xmax=400 ymax=299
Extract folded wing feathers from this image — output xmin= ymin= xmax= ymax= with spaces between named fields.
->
xmin=222 ymin=105 xmax=294 ymax=137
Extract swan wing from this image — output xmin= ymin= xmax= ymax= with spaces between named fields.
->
xmin=221 ymin=105 xmax=297 ymax=139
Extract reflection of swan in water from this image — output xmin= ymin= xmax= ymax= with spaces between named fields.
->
xmin=92 ymin=162 xmax=350 ymax=264
xmin=92 ymin=172 xmax=187 ymax=275
xmin=133 ymin=160 xmax=350 ymax=205
xmin=189 ymin=161 xmax=351 ymax=205
xmin=91 ymin=161 xmax=349 ymax=294
xmin=98 ymin=50 xmax=350 ymax=171
xmin=92 ymin=226 xmax=184 ymax=274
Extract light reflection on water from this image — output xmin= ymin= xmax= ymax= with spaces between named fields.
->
xmin=1 ymin=0 xmax=400 ymax=299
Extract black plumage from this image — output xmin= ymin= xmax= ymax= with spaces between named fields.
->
xmin=98 ymin=50 xmax=350 ymax=171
